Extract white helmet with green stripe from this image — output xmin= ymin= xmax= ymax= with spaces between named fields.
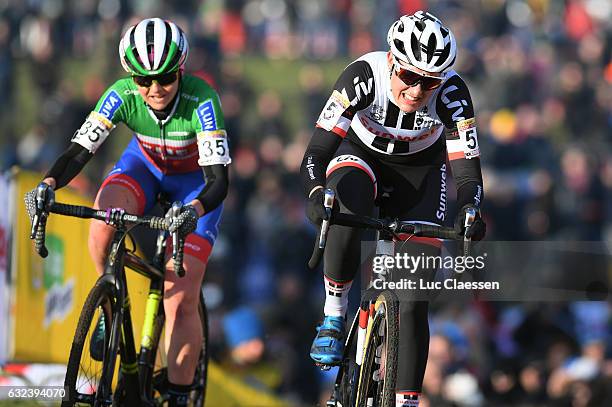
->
xmin=119 ymin=18 xmax=189 ymax=76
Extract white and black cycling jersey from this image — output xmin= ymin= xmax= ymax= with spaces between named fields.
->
xmin=302 ymin=51 xmax=484 ymax=212
xmin=316 ymin=51 xmax=479 ymax=159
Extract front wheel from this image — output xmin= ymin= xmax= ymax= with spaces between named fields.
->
xmin=355 ymin=290 xmax=398 ymax=407
xmin=63 ymin=280 xmax=117 ymax=406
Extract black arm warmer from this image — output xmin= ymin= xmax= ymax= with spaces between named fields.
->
xmin=300 ymin=127 xmax=343 ymax=197
xmin=196 ymin=164 xmax=229 ymax=213
xmin=45 ymin=142 xmax=94 ymax=189
xmin=449 ymin=157 xmax=484 ymax=209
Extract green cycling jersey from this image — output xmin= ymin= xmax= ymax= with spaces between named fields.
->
xmin=71 ymin=74 xmax=231 ymax=174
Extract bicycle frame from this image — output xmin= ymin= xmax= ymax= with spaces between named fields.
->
xmin=27 ymin=197 xmax=197 ymax=406
xmin=96 ymin=226 xmax=169 ymax=406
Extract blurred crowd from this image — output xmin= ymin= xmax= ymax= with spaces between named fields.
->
xmin=1 ymin=0 xmax=611 ymax=405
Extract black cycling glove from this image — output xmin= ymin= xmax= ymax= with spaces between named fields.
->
xmin=305 ymin=188 xmax=339 ymax=226
xmin=167 ymin=204 xmax=199 ymax=238
xmin=454 ymin=204 xmax=486 ymax=241
xmin=306 ymin=188 xmax=328 ymax=226
xmin=24 ymin=182 xmax=55 ymax=224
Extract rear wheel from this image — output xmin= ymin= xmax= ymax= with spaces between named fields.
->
xmin=63 ymin=281 xmax=117 ymax=406
xmin=355 ymin=291 xmax=398 ymax=407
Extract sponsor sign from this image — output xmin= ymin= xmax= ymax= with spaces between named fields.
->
xmin=97 ymin=90 xmax=123 ymax=120
xmin=197 ymin=100 xmax=218 ymax=131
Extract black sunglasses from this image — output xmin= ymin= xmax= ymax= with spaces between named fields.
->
xmin=393 ymin=60 xmax=444 ymax=91
xmin=132 ymin=71 xmax=179 ymax=88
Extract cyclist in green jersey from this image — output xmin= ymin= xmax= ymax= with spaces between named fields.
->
xmin=28 ymin=18 xmax=231 ymax=407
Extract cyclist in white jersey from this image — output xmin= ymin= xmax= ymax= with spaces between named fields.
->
xmin=300 ymin=11 xmax=486 ymax=407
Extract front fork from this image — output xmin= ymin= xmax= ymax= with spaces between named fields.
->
xmin=96 ymin=255 xmax=141 ymax=406
xmin=356 ymin=238 xmax=394 ymax=366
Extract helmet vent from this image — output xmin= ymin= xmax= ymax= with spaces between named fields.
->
xmin=426 ymin=33 xmax=437 ymax=63
xmin=410 ymin=34 xmax=421 ymax=61
xmin=394 ymin=39 xmax=407 ymax=58
xmin=435 ymin=43 xmax=451 ymax=67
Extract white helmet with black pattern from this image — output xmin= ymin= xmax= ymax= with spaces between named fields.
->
xmin=387 ymin=10 xmax=457 ymax=74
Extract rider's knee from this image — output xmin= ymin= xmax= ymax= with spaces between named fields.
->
xmin=88 ymin=220 xmax=114 ymax=249
xmin=165 ymin=289 xmax=199 ymax=318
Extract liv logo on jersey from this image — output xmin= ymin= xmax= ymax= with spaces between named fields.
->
xmin=98 ymin=90 xmax=123 ymax=120
xmin=197 ymin=100 xmax=217 ymax=131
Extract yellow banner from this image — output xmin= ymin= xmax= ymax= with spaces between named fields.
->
xmin=12 ymin=170 xmax=149 ymax=363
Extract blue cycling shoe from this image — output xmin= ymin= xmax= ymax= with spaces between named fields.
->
xmin=310 ymin=316 xmax=346 ymax=365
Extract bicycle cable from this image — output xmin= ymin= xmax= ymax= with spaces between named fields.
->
xmin=118 ymin=223 xmax=140 ymax=254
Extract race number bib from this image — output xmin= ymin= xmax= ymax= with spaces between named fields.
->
xmin=72 ymin=112 xmax=113 ymax=153
xmin=316 ymin=90 xmax=351 ymax=131
xmin=457 ymin=118 xmax=480 ymax=159
xmin=197 ymin=130 xmax=232 ymax=166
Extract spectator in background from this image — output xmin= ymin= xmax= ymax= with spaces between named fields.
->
xmin=221 ymin=306 xmax=283 ymax=394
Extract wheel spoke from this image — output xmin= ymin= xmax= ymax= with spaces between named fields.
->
xmin=64 ymin=282 xmax=116 ymax=406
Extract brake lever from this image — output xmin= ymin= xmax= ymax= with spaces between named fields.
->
xmin=29 ymin=183 xmax=47 ymax=238
xmin=30 ymin=183 xmax=53 ymax=257
xmin=462 ymin=207 xmax=476 ymax=258
xmin=318 ymin=189 xmax=336 ymax=249
xmin=170 ymin=201 xmax=183 ymax=260
xmin=30 ymin=210 xmax=41 ymax=240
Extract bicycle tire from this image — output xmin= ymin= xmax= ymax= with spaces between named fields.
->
xmin=151 ymin=292 xmax=209 ymax=407
xmin=324 ymin=312 xmax=359 ymax=407
xmin=338 ymin=328 xmax=359 ymax=407
xmin=355 ymin=290 xmax=398 ymax=407
xmin=63 ymin=280 xmax=116 ymax=407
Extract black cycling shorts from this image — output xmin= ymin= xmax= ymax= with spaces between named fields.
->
xmin=326 ymin=137 xmax=449 ymax=225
